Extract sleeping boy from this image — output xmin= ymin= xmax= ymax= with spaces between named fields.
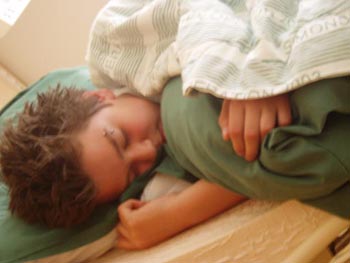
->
xmin=1 ymin=75 xmax=349 ymax=250
xmin=90 ymin=76 xmax=350 ymax=249
xmin=1 ymin=0 xmax=350 ymax=251
xmin=82 ymin=0 xmax=350 ymax=249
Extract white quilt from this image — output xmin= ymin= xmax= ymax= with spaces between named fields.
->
xmin=86 ymin=0 xmax=350 ymax=100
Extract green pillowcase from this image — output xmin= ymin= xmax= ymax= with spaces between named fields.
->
xmin=0 ymin=67 xmax=118 ymax=263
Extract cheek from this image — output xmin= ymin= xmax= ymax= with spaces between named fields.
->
xmin=86 ymin=146 xmax=128 ymax=202
xmin=96 ymin=167 xmax=129 ymax=203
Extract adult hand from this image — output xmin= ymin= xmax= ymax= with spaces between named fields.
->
xmin=218 ymin=93 xmax=292 ymax=162
xmin=116 ymin=196 xmax=178 ymax=250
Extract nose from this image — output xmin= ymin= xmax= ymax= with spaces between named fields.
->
xmin=126 ymin=139 xmax=157 ymax=176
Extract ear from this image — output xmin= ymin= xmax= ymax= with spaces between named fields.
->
xmin=83 ymin=88 xmax=116 ymax=101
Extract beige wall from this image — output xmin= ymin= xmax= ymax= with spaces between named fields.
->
xmin=0 ymin=0 xmax=109 ymax=86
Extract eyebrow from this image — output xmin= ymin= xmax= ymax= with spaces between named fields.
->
xmin=104 ymin=130 xmax=125 ymax=160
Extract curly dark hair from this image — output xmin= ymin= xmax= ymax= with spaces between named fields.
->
xmin=0 ymin=86 xmax=108 ymax=228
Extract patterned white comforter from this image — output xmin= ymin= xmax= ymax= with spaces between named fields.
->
xmin=86 ymin=0 xmax=350 ymax=100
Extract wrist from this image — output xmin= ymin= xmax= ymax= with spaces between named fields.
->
xmin=152 ymin=194 xmax=190 ymax=237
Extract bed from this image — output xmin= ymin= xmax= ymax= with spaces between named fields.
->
xmin=27 ymin=174 xmax=350 ymax=263
xmin=93 ymin=174 xmax=350 ymax=263
xmin=0 ymin=66 xmax=349 ymax=263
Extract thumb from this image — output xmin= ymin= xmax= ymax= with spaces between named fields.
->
xmin=118 ymin=199 xmax=146 ymax=224
xmin=119 ymin=199 xmax=146 ymax=213
xmin=219 ymin=99 xmax=230 ymax=140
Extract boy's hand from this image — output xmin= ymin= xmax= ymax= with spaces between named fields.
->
xmin=116 ymin=196 xmax=179 ymax=250
xmin=219 ymin=93 xmax=291 ymax=162
xmin=116 ymin=180 xmax=245 ymax=250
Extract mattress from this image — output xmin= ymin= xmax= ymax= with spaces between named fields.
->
xmin=93 ymin=174 xmax=349 ymax=263
xmin=0 ymin=66 xmax=347 ymax=263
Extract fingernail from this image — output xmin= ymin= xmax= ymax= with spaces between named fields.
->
xmin=222 ymin=128 xmax=228 ymax=140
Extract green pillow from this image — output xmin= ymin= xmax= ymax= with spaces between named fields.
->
xmin=0 ymin=67 xmax=120 ymax=262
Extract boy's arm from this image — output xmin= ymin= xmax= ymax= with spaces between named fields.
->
xmin=218 ymin=93 xmax=292 ymax=162
xmin=116 ymin=179 xmax=246 ymax=250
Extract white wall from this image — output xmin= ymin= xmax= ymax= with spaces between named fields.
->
xmin=0 ymin=0 xmax=109 ymax=85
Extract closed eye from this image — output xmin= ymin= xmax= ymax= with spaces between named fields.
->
xmin=120 ymin=129 xmax=129 ymax=150
xmin=103 ymin=128 xmax=124 ymax=159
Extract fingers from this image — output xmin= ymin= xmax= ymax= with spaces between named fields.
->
xmin=277 ymin=95 xmax=292 ymax=127
xmin=116 ymin=224 xmax=136 ymax=250
xmin=116 ymin=199 xmax=147 ymax=250
xmin=227 ymin=101 xmax=245 ymax=158
xmin=244 ymin=105 xmax=261 ymax=162
xmin=219 ymin=99 xmax=246 ymax=157
xmin=118 ymin=199 xmax=146 ymax=221
xmin=219 ymin=99 xmax=230 ymax=140
xmin=260 ymin=107 xmax=276 ymax=140
xmin=219 ymin=93 xmax=292 ymax=162
xmin=120 ymin=199 xmax=146 ymax=210
xmin=116 ymin=229 xmax=137 ymax=250
xmin=116 ymin=223 xmax=129 ymax=239
xmin=219 ymin=99 xmax=262 ymax=161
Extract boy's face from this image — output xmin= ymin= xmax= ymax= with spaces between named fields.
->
xmin=76 ymin=92 xmax=165 ymax=203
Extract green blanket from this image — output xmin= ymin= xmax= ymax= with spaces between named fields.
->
xmin=161 ymin=76 xmax=350 ymax=218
